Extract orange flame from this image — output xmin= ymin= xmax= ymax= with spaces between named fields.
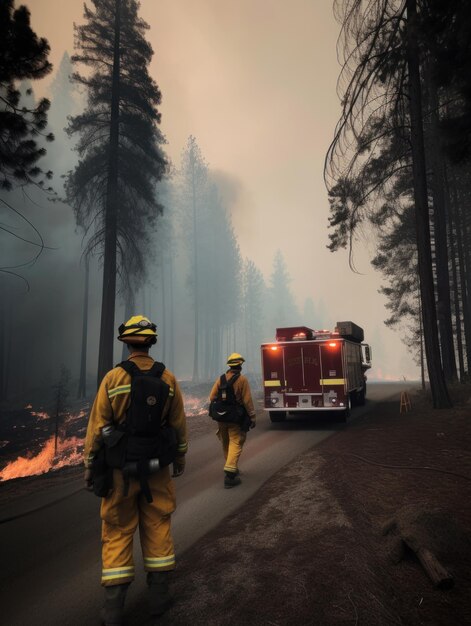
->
xmin=184 ymin=395 xmax=208 ymax=417
xmin=0 ymin=435 xmax=84 ymax=481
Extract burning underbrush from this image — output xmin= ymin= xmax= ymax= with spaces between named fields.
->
xmin=0 ymin=389 xmax=213 ymax=482
xmin=0 ymin=435 xmax=84 ymax=481
xmin=0 ymin=405 xmax=89 ymax=482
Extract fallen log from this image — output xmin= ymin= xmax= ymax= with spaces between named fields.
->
xmin=403 ymin=538 xmax=454 ymax=589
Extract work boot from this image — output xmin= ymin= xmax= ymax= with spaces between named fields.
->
xmin=101 ymin=583 xmax=129 ymax=626
xmin=224 ymin=471 xmax=241 ymax=489
xmin=147 ymin=571 xmax=173 ymax=616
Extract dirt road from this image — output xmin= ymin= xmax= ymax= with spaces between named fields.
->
xmin=0 ymin=383 xmax=403 ymax=625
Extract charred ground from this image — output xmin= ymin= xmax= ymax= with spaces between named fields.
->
xmin=156 ymin=386 xmax=471 ymax=626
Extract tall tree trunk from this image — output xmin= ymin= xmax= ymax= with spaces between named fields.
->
xmin=405 ymin=0 xmax=451 ymax=407
xmin=54 ymin=405 xmax=60 ymax=458
xmin=418 ymin=293 xmax=425 ymax=390
xmin=462 ymin=203 xmax=471 ymax=372
xmin=121 ymin=286 xmax=135 ymax=361
xmin=77 ymin=255 xmax=90 ymax=398
xmin=191 ymin=147 xmax=199 ymax=382
xmin=97 ymin=0 xmax=121 ymax=387
xmin=160 ymin=251 xmax=167 ymax=363
xmin=425 ymin=71 xmax=457 ymax=382
xmin=0 ymin=282 xmax=12 ymax=402
xmin=168 ymin=249 xmax=175 ymax=370
xmin=448 ymin=195 xmax=465 ymax=381
xmin=4 ymin=300 xmax=12 ymax=400
xmin=449 ymin=171 xmax=471 ymax=377
xmin=0 ymin=289 xmax=4 ymax=403
xmin=456 ymin=204 xmax=471 ymax=375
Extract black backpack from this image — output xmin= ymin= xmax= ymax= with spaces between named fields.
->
xmin=119 ymin=360 xmax=170 ymax=436
xmin=209 ymin=373 xmax=246 ymax=424
xmin=103 ymin=361 xmax=177 ymax=480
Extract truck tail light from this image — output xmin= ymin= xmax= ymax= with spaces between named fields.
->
xmin=270 ymin=346 xmax=278 ymax=351
xmin=328 ymin=342 xmax=337 ymax=348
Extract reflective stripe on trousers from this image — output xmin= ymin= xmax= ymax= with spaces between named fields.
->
xmin=100 ymin=467 xmax=176 ymax=586
xmin=217 ymin=423 xmax=246 ymax=473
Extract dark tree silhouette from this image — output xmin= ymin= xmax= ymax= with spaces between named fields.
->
xmin=52 ymin=365 xmax=70 ymax=458
xmin=66 ymin=0 xmax=167 ymax=385
xmin=241 ymin=259 xmax=266 ymax=371
xmin=405 ymin=0 xmax=450 ymax=406
xmin=77 ymin=254 xmax=90 ymax=399
xmin=177 ymin=136 xmax=208 ymax=382
xmin=269 ymin=250 xmax=299 ymax=328
xmin=325 ymin=0 xmax=456 ymax=407
xmin=0 ymin=0 xmax=53 ymax=190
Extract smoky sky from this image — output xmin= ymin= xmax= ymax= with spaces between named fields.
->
xmin=26 ymin=0 xmax=418 ymax=380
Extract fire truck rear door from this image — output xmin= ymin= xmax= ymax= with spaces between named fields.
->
xmin=284 ymin=343 xmax=322 ymax=393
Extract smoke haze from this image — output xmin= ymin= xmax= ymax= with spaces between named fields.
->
xmin=5 ymin=0 xmax=419 ymax=391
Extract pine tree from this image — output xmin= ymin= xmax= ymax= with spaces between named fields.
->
xmin=46 ymin=52 xmax=82 ymax=185
xmin=66 ymin=0 xmax=167 ymax=385
xmin=325 ymin=0 xmax=453 ymax=407
xmin=177 ymin=136 xmax=208 ymax=382
xmin=0 ymin=0 xmax=53 ymax=190
xmin=241 ymin=259 xmax=266 ymax=371
xmin=269 ymin=250 xmax=299 ymax=328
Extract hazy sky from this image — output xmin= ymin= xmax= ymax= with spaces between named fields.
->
xmin=30 ymin=0 xmax=418 ymax=380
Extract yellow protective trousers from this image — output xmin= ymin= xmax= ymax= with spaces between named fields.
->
xmin=217 ymin=423 xmax=247 ymax=474
xmin=100 ymin=467 xmax=176 ymax=587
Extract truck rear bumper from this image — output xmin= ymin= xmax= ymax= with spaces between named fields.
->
xmin=265 ymin=406 xmax=346 ymax=412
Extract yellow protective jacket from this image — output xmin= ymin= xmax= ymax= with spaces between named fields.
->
xmin=84 ymin=352 xmax=188 ymax=469
xmin=209 ymin=369 xmax=256 ymax=420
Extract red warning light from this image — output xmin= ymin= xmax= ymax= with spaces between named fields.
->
xmin=328 ymin=342 xmax=337 ymax=348
xmin=270 ymin=346 xmax=278 ymax=351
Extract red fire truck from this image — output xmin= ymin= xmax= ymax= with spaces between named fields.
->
xmin=261 ymin=321 xmax=371 ymax=422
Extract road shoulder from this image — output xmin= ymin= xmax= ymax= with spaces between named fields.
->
xmin=154 ymin=388 xmax=471 ymax=626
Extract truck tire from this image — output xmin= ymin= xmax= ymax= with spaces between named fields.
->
xmin=357 ymin=385 xmax=366 ymax=406
xmin=339 ymin=396 xmax=351 ymax=422
xmin=269 ymin=411 xmax=287 ymax=423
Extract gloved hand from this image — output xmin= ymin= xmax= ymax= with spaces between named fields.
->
xmin=172 ymin=456 xmax=185 ymax=478
xmin=249 ymin=419 xmax=256 ymax=429
xmin=84 ymin=468 xmax=94 ymax=491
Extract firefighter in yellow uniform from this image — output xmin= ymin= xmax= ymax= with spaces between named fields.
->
xmin=209 ymin=353 xmax=256 ymax=488
xmin=84 ymin=316 xmax=188 ymax=626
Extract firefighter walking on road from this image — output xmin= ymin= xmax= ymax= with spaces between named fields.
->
xmin=84 ymin=316 xmax=188 ymax=626
xmin=209 ymin=353 xmax=256 ymax=488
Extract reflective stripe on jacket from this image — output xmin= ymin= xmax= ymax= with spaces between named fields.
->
xmin=84 ymin=353 xmax=188 ymax=468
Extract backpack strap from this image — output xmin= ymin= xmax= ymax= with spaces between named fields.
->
xmin=217 ymin=372 xmax=240 ymax=404
xmin=148 ymin=361 xmax=165 ymax=378
xmin=117 ymin=360 xmax=140 ymax=376
xmin=117 ymin=360 xmax=165 ymax=378
xmin=226 ymin=372 xmax=240 ymax=387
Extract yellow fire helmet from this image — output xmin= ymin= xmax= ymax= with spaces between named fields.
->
xmin=118 ymin=315 xmax=158 ymax=345
xmin=227 ymin=352 xmax=245 ymax=367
